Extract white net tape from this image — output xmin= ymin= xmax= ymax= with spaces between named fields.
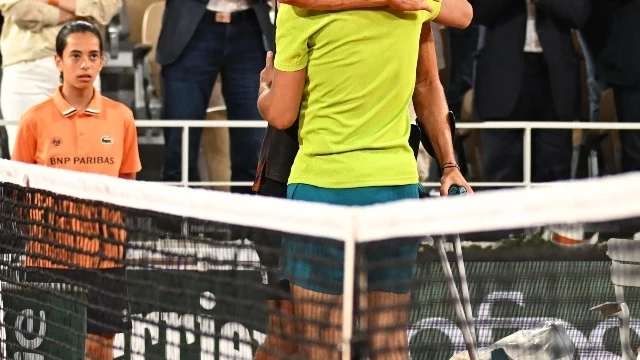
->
xmin=2 ymin=159 xmax=640 ymax=242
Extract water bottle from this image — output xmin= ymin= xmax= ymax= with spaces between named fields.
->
xmin=450 ymin=321 xmax=575 ymax=360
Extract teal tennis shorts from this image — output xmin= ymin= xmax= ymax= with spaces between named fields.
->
xmin=281 ymin=183 xmax=420 ymax=295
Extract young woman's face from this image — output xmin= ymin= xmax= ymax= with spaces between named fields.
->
xmin=55 ymin=32 xmax=104 ymax=90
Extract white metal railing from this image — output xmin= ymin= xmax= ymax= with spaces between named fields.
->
xmin=2 ymin=120 xmax=640 ymax=189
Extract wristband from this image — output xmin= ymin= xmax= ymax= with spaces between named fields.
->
xmin=441 ymin=162 xmax=460 ymax=172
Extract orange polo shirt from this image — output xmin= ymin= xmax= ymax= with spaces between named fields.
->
xmin=12 ymin=85 xmax=141 ymax=176
xmin=11 ymin=86 xmax=141 ymax=269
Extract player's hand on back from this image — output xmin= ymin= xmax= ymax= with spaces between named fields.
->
xmin=260 ymin=51 xmax=275 ymax=89
xmin=387 ymin=0 xmax=439 ymax=12
xmin=439 ymin=165 xmax=473 ymax=196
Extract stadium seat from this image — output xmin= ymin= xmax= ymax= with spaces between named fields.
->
xmin=201 ymin=83 xmax=231 ymax=191
xmin=132 ymin=44 xmax=153 ymax=119
xmin=135 ymin=0 xmax=164 ymax=144
xmin=591 ymin=238 xmax=640 ymax=360
xmin=133 ymin=1 xmax=165 ymax=181
xmin=140 ymin=1 xmax=163 ymax=101
xmin=100 ymin=1 xmax=136 ymax=111
xmin=105 ymin=0 xmax=131 ymax=60
xmin=126 ymin=0 xmax=159 ymax=44
xmin=600 ymin=88 xmax=622 ymax=175
xmin=459 ymin=89 xmax=484 ymax=181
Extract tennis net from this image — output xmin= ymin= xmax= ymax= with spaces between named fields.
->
xmin=2 ymin=158 xmax=640 ymax=359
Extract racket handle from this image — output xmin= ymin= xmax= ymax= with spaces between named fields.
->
xmin=448 ymin=185 xmax=467 ymax=196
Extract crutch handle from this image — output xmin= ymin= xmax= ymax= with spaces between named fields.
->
xmin=448 ymin=185 xmax=468 ymax=196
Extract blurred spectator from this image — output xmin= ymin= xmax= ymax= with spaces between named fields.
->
xmin=600 ymin=0 xmax=640 ymax=172
xmin=471 ymin=0 xmax=590 ymax=183
xmin=446 ymin=21 xmax=478 ymax=122
xmin=577 ymin=0 xmax=613 ymax=122
xmin=0 ymin=0 xmax=121 ymax=154
xmin=156 ymin=0 xmax=273 ymax=193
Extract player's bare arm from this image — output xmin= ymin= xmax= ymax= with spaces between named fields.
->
xmin=436 ymin=0 xmax=473 ymax=28
xmin=278 ymin=0 xmax=437 ymax=12
xmin=412 ymin=22 xmax=472 ymax=194
xmin=257 ymin=52 xmax=307 ymax=130
xmin=278 ymin=0 xmax=473 ymax=29
xmin=0 ymin=0 xmax=76 ymax=30
xmin=36 ymin=0 xmax=122 ymax=25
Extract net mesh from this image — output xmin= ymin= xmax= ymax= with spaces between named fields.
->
xmin=2 ymin=159 xmax=640 ymax=359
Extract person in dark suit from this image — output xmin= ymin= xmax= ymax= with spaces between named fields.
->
xmin=155 ymin=0 xmax=274 ymax=192
xmin=471 ymin=0 xmax=590 ymax=183
xmin=601 ymin=0 xmax=640 ymax=172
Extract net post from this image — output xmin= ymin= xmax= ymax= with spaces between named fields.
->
xmin=523 ymin=126 xmax=532 ymax=188
xmin=0 ymin=280 xmax=5 ymax=359
xmin=181 ymin=125 xmax=190 ymax=187
xmin=341 ymin=209 xmax=357 ymax=360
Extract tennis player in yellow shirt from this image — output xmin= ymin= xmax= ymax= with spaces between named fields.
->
xmin=257 ymin=0 xmax=472 ymax=358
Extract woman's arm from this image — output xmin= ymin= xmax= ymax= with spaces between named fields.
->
xmin=0 ymin=0 xmax=74 ymax=31
xmin=257 ymin=52 xmax=307 ymax=130
xmin=277 ymin=0 xmax=473 ymax=29
xmin=279 ymin=0 xmax=436 ymax=12
xmin=42 ymin=0 xmax=122 ymax=25
xmin=434 ymin=0 xmax=473 ymax=28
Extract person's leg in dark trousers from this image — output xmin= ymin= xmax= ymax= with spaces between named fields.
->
xmin=481 ymin=54 xmax=572 ymax=184
xmin=446 ymin=22 xmax=479 ymax=120
xmin=221 ymin=11 xmax=267 ymax=194
xmin=481 ymin=126 xmax=526 ymax=183
xmin=530 ymin=55 xmax=572 ymax=183
xmin=161 ymin=15 xmax=222 ymax=182
xmin=481 ymin=76 xmax=531 ymax=183
xmin=612 ymin=85 xmax=640 ymax=172
xmin=254 ymin=178 xmax=298 ymax=359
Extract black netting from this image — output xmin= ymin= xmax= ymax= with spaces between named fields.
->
xmin=2 ymin=176 xmax=640 ymax=360
xmin=403 ymin=224 xmax=640 ymax=360
xmin=0 ymin=181 xmax=343 ymax=360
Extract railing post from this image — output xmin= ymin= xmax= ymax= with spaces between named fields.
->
xmin=181 ymin=125 xmax=190 ymax=188
xmin=523 ymin=126 xmax=532 ymax=188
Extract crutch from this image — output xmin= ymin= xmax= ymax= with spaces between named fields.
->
xmin=434 ymin=185 xmax=478 ymax=360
